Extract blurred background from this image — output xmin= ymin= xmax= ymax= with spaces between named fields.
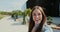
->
xmin=0 ymin=0 xmax=60 ymax=32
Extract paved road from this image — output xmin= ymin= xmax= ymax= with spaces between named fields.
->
xmin=0 ymin=16 xmax=28 ymax=32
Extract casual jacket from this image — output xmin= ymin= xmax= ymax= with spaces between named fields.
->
xmin=42 ymin=24 xmax=53 ymax=32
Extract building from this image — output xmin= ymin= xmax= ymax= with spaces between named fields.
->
xmin=26 ymin=0 xmax=59 ymax=17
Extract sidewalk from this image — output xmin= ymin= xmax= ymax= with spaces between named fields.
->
xmin=0 ymin=16 xmax=28 ymax=32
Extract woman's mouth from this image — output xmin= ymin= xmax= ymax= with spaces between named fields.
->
xmin=35 ymin=19 xmax=40 ymax=22
xmin=35 ymin=20 xmax=39 ymax=22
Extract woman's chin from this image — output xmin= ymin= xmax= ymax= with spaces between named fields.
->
xmin=35 ymin=22 xmax=39 ymax=25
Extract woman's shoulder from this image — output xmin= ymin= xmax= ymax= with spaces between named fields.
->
xmin=42 ymin=24 xmax=53 ymax=32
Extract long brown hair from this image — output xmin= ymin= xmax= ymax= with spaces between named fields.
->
xmin=28 ymin=6 xmax=46 ymax=32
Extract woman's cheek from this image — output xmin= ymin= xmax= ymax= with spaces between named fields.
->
xmin=38 ymin=15 xmax=42 ymax=21
xmin=33 ymin=16 xmax=36 ymax=21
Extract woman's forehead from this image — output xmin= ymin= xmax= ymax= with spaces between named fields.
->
xmin=32 ymin=9 xmax=41 ymax=13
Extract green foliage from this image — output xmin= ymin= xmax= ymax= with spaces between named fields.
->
xmin=47 ymin=16 xmax=53 ymax=25
xmin=12 ymin=10 xmax=22 ymax=15
xmin=22 ymin=8 xmax=32 ymax=24
xmin=47 ymin=16 xmax=53 ymax=20
xmin=0 ymin=10 xmax=23 ymax=16
xmin=22 ymin=14 xmax=26 ymax=24
xmin=11 ymin=10 xmax=23 ymax=19
xmin=0 ymin=11 xmax=11 ymax=15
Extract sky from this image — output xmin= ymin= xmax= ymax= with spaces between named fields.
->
xmin=0 ymin=0 xmax=27 ymax=12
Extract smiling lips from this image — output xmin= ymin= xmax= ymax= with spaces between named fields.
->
xmin=35 ymin=18 xmax=40 ymax=22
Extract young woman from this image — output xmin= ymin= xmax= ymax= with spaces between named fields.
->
xmin=28 ymin=6 xmax=53 ymax=32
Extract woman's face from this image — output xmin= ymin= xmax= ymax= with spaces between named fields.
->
xmin=32 ymin=9 xmax=42 ymax=25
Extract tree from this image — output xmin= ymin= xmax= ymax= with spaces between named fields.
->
xmin=22 ymin=8 xmax=32 ymax=24
xmin=11 ymin=10 xmax=22 ymax=20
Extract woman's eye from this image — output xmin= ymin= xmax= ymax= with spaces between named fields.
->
xmin=38 ymin=13 xmax=40 ymax=15
xmin=33 ymin=13 xmax=36 ymax=16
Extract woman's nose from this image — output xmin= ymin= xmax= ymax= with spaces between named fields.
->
xmin=36 ymin=15 xmax=39 ymax=18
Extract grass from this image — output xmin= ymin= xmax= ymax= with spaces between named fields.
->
xmin=0 ymin=14 xmax=4 ymax=20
